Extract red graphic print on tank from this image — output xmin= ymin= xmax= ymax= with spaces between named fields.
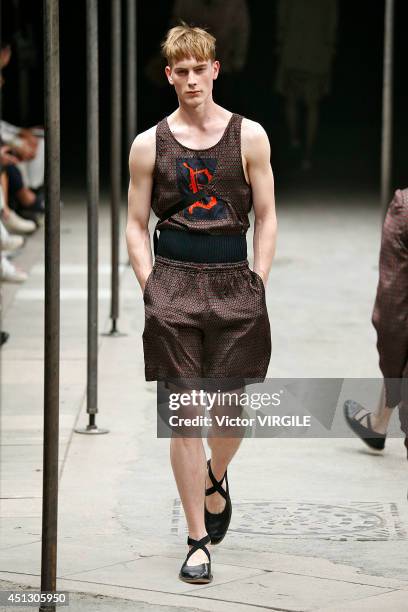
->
xmin=176 ymin=158 xmax=227 ymax=220
xmin=151 ymin=113 xmax=252 ymax=236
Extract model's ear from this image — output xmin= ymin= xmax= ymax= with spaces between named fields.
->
xmin=165 ymin=65 xmax=173 ymax=85
xmin=213 ymin=60 xmax=220 ymax=80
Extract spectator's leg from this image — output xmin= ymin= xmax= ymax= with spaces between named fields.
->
xmin=6 ymin=164 xmax=37 ymax=208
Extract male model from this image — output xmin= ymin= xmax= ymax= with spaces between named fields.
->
xmin=126 ymin=23 xmax=277 ymax=583
xmin=344 ymin=188 xmax=408 ymax=456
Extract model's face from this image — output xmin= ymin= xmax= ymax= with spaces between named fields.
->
xmin=165 ymin=57 xmax=220 ymax=106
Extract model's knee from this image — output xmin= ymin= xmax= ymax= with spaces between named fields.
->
xmin=170 ymin=430 xmax=204 ymax=446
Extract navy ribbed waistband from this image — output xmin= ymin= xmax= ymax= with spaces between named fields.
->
xmin=154 ymin=254 xmax=250 ymax=272
xmin=156 ymin=228 xmax=247 ymax=263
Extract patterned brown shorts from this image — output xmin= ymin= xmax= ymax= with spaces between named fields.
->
xmin=142 ymin=254 xmax=271 ymax=389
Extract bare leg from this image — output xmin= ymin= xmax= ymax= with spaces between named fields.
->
xmin=372 ymin=384 xmax=394 ymax=433
xmin=169 ymin=383 xmax=210 ymax=566
xmin=205 ymin=386 xmax=246 ymax=513
xmin=353 ymin=385 xmax=393 ymax=435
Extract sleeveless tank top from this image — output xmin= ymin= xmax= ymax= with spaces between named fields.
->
xmin=151 ymin=113 xmax=252 ymax=236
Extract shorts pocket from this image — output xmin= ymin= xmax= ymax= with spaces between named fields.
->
xmin=143 ymin=266 xmax=155 ymax=301
xmin=250 ymin=269 xmax=266 ymax=298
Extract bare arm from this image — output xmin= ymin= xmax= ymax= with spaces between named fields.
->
xmin=125 ymin=127 xmax=156 ymax=294
xmin=242 ymin=119 xmax=277 ymax=286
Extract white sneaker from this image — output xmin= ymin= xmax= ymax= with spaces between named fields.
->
xmin=1 ymin=233 xmax=24 ymax=252
xmin=1 ymin=209 xmax=37 ymax=235
xmin=0 ymin=255 xmax=28 ymax=282
xmin=0 ymin=221 xmax=24 ymax=253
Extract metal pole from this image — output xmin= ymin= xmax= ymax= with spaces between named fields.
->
xmin=75 ymin=0 xmax=108 ymax=435
xmin=40 ymin=1 xmax=60 ymax=610
xmin=104 ymin=0 xmax=125 ymax=336
xmin=1 ymin=0 xmax=4 ymax=350
xmin=125 ymin=0 xmax=136 ymax=267
xmin=126 ymin=0 xmax=137 ymax=150
xmin=381 ymin=0 xmax=395 ymax=214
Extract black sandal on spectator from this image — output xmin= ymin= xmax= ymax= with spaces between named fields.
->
xmin=205 ymin=458 xmax=232 ymax=544
xmin=344 ymin=399 xmax=386 ymax=451
xmin=179 ymin=534 xmax=212 ymax=584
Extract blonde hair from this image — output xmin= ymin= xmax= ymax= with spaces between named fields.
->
xmin=161 ymin=21 xmax=216 ymax=66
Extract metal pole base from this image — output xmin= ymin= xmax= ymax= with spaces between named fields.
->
xmin=101 ymin=329 xmax=127 ymax=337
xmin=75 ymin=423 xmax=109 ymax=434
xmin=101 ymin=318 xmax=127 ymax=337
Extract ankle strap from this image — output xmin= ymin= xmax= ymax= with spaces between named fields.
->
xmin=186 ymin=534 xmax=211 ymax=563
xmin=205 ymin=458 xmax=228 ymax=500
xmin=187 ymin=534 xmax=211 ymax=547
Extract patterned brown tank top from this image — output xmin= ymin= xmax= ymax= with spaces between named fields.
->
xmin=151 ymin=113 xmax=252 ymax=235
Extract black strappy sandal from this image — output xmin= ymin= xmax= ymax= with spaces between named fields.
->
xmin=179 ymin=534 xmax=212 ymax=584
xmin=205 ymin=458 xmax=232 ymax=545
xmin=344 ymin=399 xmax=386 ymax=451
